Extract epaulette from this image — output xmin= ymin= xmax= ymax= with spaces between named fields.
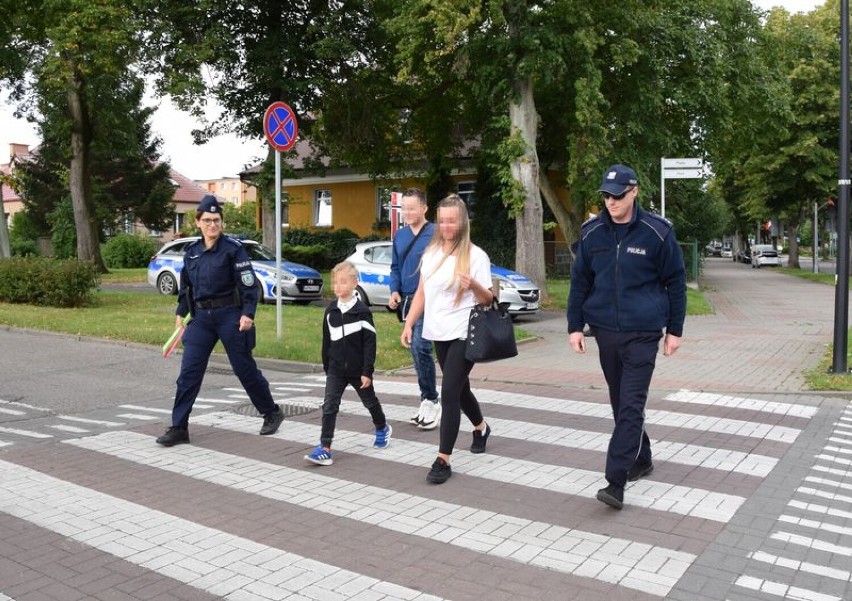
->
xmin=639 ymin=212 xmax=673 ymax=241
xmin=581 ymin=214 xmax=600 ymax=229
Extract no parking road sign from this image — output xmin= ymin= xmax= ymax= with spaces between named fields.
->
xmin=264 ymin=102 xmax=298 ymax=152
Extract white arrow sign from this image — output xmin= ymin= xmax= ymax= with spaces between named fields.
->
xmin=663 ymin=168 xmax=703 ymax=179
xmin=662 ymin=157 xmax=702 ymax=169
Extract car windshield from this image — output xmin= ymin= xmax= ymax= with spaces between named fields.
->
xmin=244 ymin=242 xmax=276 ymax=261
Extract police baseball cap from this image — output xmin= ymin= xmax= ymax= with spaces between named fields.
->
xmin=197 ymin=195 xmax=223 ymax=214
xmin=599 ymin=164 xmax=638 ymax=196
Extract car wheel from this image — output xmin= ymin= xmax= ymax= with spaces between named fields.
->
xmin=157 ymin=272 xmax=177 ymax=295
xmin=354 ymin=286 xmax=370 ymax=306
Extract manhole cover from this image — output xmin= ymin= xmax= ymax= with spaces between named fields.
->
xmin=232 ymin=401 xmax=318 ymax=418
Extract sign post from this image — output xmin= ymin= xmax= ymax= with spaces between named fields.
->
xmin=263 ymin=101 xmax=299 ymax=340
xmin=660 ymin=157 xmax=703 ymax=218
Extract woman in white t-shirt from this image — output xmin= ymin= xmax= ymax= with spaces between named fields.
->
xmin=401 ymin=195 xmax=494 ymax=484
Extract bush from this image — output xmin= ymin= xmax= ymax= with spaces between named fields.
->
xmin=282 ymin=244 xmax=328 ymax=268
xmin=0 ymin=257 xmax=100 ymax=307
xmin=282 ymin=227 xmax=360 ymax=269
xmin=102 ymin=234 xmax=158 ymax=268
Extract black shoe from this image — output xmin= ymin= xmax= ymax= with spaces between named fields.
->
xmin=627 ymin=461 xmax=654 ymax=482
xmin=470 ymin=423 xmax=491 ymax=454
xmin=426 ymin=457 xmax=452 ymax=484
xmin=156 ymin=427 xmax=189 ymax=447
xmin=596 ymin=484 xmax=624 ymax=510
xmin=260 ymin=406 xmax=285 ymax=435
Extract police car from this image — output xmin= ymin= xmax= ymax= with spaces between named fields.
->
xmin=147 ymin=236 xmax=324 ymax=304
xmin=345 ymin=240 xmax=540 ymax=316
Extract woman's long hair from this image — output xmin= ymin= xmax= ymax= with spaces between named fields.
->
xmin=423 ymin=194 xmax=473 ymax=306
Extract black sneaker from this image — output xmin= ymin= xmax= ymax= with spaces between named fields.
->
xmin=627 ymin=461 xmax=654 ymax=482
xmin=156 ymin=427 xmax=189 ymax=447
xmin=470 ymin=423 xmax=491 ymax=454
xmin=426 ymin=457 xmax=452 ymax=484
xmin=596 ymin=484 xmax=624 ymax=510
xmin=259 ymin=406 xmax=285 ymax=435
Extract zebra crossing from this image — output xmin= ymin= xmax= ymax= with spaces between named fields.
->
xmin=0 ymin=376 xmax=843 ymax=600
xmin=726 ymin=401 xmax=852 ymax=601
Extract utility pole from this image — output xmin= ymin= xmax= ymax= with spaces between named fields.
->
xmin=0 ymin=173 xmax=11 ymax=258
xmin=832 ymin=0 xmax=851 ymax=374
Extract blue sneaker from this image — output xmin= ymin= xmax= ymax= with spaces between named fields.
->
xmin=305 ymin=445 xmax=333 ymax=466
xmin=373 ymin=424 xmax=392 ymax=449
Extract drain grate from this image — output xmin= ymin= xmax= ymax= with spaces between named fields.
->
xmin=231 ymin=401 xmax=319 ymax=418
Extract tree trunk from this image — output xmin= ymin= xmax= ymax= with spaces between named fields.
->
xmin=66 ymin=61 xmax=106 ymax=272
xmin=509 ymin=76 xmax=548 ymax=299
xmin=787 ymin=220 xmax=800 ymax=269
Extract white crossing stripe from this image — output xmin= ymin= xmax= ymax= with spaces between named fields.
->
xmin=0 ymin=460 xmax=443 ymax=601
xmin=115 ymin=414 xmax=160 ymax=421
xmin=195 ymin=397 xmax=241 ymax=405
xmin=750 ymin=550 xmax=852 ymax=583
xmin=789 ymin=499 xmax=852 ymax=521
xmin=734 ymin=575 xmax=841 ymax=601
xmin=770 ymin=531 xmax=852 ymax=556
xmin=0 ymin=441 xmax=11 ymax=448
xmin=272 ymin=386 xmax=313 ymax=392
xmin=0 ymin=399 xmax=48 ymax=413
xmin=119 ymin=405 xmax=177 ymax=415
xmin=779 ymin=514 xmax=852 ymax=539
xmin=47 ymin=425 xmax=90 ymax=434
xmin=796 ymin=486 xmax=852 ymax=506
xmin=0 ymin=426 xmax=52 ymax=439
xmin=193 ymin=412 xmax=746 ymax=522
xmin=292 ymin=395 xmax=780 ymax=477
xmin=664 ymin=390 xmax=818 ymax=418
xmin=67 ymin=431 xmax=696 ymax=597
xmin=0 ymin=407 xmax=25 ymax=416
xmin=58 ymin=416 xmax=125 ymax=427
xmin=0 ymin=593 xmax=17 ymax=601
xmin=364 ymin=381 xmax=804 ymax=443
xmin=804 ymin=475 xmax=852 ymax=493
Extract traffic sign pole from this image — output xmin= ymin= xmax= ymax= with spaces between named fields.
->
xmin=263 ymin=101 xmax=299 ymax=341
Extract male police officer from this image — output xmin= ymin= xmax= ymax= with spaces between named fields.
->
xmin=567 ymin=164 xmax=685 ymax=509
xmin=156 ymin=195 xmax=284 ymax=446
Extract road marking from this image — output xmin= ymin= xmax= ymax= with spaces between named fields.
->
xmin=0 ymin=460 xmax=443 ymax=601
xmin=119 ymin=405 xmax=174 ymax=415
xmin=0 ymin=426 xmax=52 ymax=439
xmin=0 ymin=407 xmax=25 ymax=416
xmin=195 ymin=397 xmax=241 ymax=405
xmin=192 ymin=412 xmax=745 ymax=522
xmin=770 ymin=531 xmax=852 ymax=557
xmin=289 ymin=396 xmax=781 ymax=477
xmin=359 ymin=380 xmax=805 ymax=444
xmin=47 ymin=425 xmax=89 ymax=434
xmin=0 ymin=399 xmax=49 ymax=413
xmin=750 ymin=550 xmax=851 ymax=583
xmin=734 ymin=575 xmax=841 ymax=601
xmin=57 ymin=416 xmax=125 ymax=427
xmin=663 ymin=390 xmax=818 ymax=418
xmin=67 ymin=431 xmax=696 ymax=597
xmin=115 ymin=414 xmax=160 ymax=421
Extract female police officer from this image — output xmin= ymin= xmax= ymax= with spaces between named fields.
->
xmin=156 ymin=195 xmax=284 ymax=446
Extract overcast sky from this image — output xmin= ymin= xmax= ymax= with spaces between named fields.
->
xmin=0 ymin=0 xmax=825 ymax=181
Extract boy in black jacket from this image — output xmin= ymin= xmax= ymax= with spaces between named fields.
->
xmin=305 ymin=261 xmax=392 ymax=465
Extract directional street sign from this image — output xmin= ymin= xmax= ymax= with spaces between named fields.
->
xmin=264 ymin=102 xmax=298 ymax=152
xmin=662 ymin=157 xmax=703 ymax=169
xmin=663 ymin=168 xmax=703 ymax=179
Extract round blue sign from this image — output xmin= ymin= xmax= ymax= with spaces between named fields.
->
xmin=264 ymin=102 xmax=298 ymax=151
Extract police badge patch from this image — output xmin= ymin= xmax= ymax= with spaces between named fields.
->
xmin=241 ymin=270 xmax=255 ymax=286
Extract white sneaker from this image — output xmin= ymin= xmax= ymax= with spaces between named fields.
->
xmin=418 ymin=400 xmax=441 ymax=430
xmin=410 ymin=399 xmax=430 ymax=426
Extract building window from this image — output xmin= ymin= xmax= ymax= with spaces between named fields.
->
xmin=173 ymin=212 xmax=184 ymax=234
xmin=122 ymin=212 xmax=135 ymax=234
xmin=314 ymin=189 xmax=332 ymax=227
xmin=457 ymin=181 xmax=476 ymax=215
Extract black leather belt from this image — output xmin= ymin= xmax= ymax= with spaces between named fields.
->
xmin=196 ymin=297 xmax=239 ymax=310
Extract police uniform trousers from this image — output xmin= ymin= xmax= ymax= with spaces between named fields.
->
xmin=172 ymin=306 xmax=277 ymax=428
xmin=593 ymin=328 xmax=662 ymax=488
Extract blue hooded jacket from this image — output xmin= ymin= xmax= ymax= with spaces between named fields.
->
xmin=567 ymin=202 xmax=686 ymax=336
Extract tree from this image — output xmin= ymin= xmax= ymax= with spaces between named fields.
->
xmin=0 ymin=0 xmax=169 ymax=271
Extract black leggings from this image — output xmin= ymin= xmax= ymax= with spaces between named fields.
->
xmin=434 ymin=339 xmax=484 ymax=456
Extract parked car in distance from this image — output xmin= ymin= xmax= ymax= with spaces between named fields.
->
xmin=721 ymin=245 xmax=733 ymax=259
xmin=345 ymin=240 xmax=541 ymax=316
xmin=750 ymin=244 xmax=782 ymax=268
xmin=147 ymin=236 xmax=324 ymax=304
xmin=736 ymin=249 xmax=751 ymax=264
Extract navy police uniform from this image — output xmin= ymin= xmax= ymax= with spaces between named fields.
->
xmin=165 ymin=195 xmax=280 ymax=439
xmin=568 ymin=165 xmax=685 ymax=496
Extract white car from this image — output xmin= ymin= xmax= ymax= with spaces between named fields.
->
xmin=750 ymin=244 xmax=781 ymax=268
xmin=346 ymin=240 xmax=540 ymax=316
xmin=147 ymin=236 xmax=324 ymax=304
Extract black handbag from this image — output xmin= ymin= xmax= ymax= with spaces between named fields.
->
xmin=464 ymin=299 xmax=518 ymax=363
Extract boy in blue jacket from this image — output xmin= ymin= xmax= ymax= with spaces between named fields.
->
xmin=567 ymin=164 xmax=685 ymax=509
xmin=305 ymin=261 xmax=391 ymax=465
